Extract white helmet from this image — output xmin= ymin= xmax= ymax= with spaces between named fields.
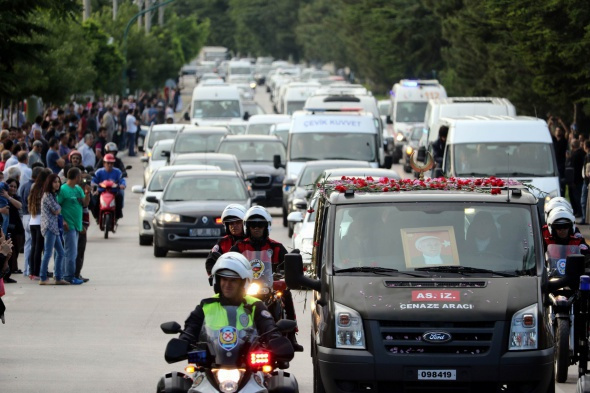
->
xmin=547 ymin=207 xmax=576 ymax=235
xmin=221 ymin=204 xmax=247 ymax=223
xmin=211 ymin=252 xmax=253 ymax=286
xmin=244 ymin=206 xmax=272 ymax=233
xmin=544 ymin=197 xmax=573 ymax=221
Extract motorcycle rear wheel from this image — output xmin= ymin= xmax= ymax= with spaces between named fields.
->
xmin=555 ymin=318 xmax=570 ymax=383
xmin=104 ymin=214 xmax=111 ymax=239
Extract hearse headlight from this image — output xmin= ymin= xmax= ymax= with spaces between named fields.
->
xmin=508 ymin=304 xmax=537 ymax=351
xmin=335 ymin=302 xmax=366 ymax=349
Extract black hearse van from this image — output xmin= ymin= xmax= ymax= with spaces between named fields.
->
xmin=286 ymin=180 xmax=559 ymax=393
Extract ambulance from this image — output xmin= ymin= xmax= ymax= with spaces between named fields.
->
xmin=389 ymin=80 xmax=447 ymax=162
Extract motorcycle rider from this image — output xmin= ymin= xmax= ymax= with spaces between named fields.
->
xmin=542 ymin=197 xmax=582 ymax=239
xmin=543 ymin=207 xmax=590 ymax=253
xmin=179 ymin=252 xmax=288 ymax=349
xmin=91 ymin=154 xmax=125 ymax=221
xmin=230 ymin=206 xmax=304 ymax=352
xmin=205 ymin=204 xmax=247 ymax=276
xmin=94 ymin=142 xmax=128 ymax=178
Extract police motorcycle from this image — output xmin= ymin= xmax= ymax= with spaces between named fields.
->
xmin=244 ymin=250 xmax=287 ymax=322
xmin=546 ymin=244 xmax=589 ymax=383
xmin=157 ymin=319 xmax=299 ymax=393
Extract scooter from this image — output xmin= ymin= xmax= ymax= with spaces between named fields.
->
xmin=158 ymin=319 xmax=299 ymax=393
xmin=98 ymin=180 xmax=118 ymax=239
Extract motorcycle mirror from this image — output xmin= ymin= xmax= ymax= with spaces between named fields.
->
xmin=164 ymin=338 xmax=190 ymax=364
xmin=268 ymin=336 xmax=294 ymax=362
xmin=275 ymin=319 xmax=297 ymax=333
xmin=125 ymin=165 xmax=132 ymax=170
xmin=161 ymin=321 xmax=182 ymax=334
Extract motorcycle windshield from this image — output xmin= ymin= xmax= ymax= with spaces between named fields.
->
xmin=202 ymin=324 xmax=256 ymax=367
xmin=546 ymin=244 xmax=580 ymax=277
xmin=242 ymin=250 xmax=273 ymax=289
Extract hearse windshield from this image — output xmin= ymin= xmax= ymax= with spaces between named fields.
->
xmin=333 ymin=203 xmax=536 ymax=276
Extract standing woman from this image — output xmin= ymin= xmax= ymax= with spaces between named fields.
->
xmin=39 ymin=174 xmax=66 ymax=285
xmin=2 ymin=178 xmax=23 ymax=284
xmin=27 ymin=169 xmax=51 ymax=280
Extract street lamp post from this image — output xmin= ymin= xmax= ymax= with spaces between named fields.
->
xmin=121 ymin=0 xmax=176 ymax=97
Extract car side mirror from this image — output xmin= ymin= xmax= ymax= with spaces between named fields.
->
xmin=162 ymin=150 xmax=171 ymax=158
xmin=131 ymin=185 xmax=145 ymax=194
xmin=287 ymin=211 xmax=304 ymax=223
xmin=146 ymin=196 xmax=159 ymax=204
xmin=140 ymin=156 xmax=148 ymax=163
xmin=283 ymin=178 xmax=296 ymax=187
xmin=285 ymin=252 xmax=321 ymax=292
xmin=417 ymin=146 xmax=426 ymax=162
xmin=243 ymin=111 xmax=250 ymax=121
xmin=383 ymin=155 xmax=393 ymax=169
xmin=183 ymin=112 xmax=190 ymax=121
xmin=273 ymin=154 xmax=283 ymax=169
xmin=386 ymin=115 xmax=393 ymax=125
xmin=125 ymin=165 xmax=132 ymax=170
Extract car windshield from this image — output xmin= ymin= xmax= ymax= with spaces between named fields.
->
xmin=410 ymin=127 xmax=423 ymax=141
xmin=172 ymin=158 xmax=238 ymax=172
xmin=273 ymin=130 xmax=288 ymax=145
xmin=148 ymin=131 xmax=178 ymax=149
xmin=333 ymin=203 xmax=536 ymax=275
xmin=247 ymin=123 xmax=273 ymax=135
xmin=163 ymin=176 xmax=247 ymax=201
xmin=453 ymin=143 xmax=556 ymax=177
xmin=289 ymin=133 xmax=376 ymax=162
xmin=173 ymin=133 xmax=224 ymax=154
xmin=395 ymin=102 xmax=427 ymax=123
xmin=193 ymin=100 xmax=241 ymax=119
xmin=227 ymin=124 xmax=247 ymax=135
xmin=286 ymin=101 xmax=305 ymax=115
xmin=148 ymin=171 xmax=174 ymax=191
xmin=152 ymin=143 xmax=171 ymax=161
xmin=218 ymin=140 xmax=286 ymax=162
xmin=378 ymin=102 xmax=391 ymax=116
xmin=298 ymin=164 xmax=365 ymax=187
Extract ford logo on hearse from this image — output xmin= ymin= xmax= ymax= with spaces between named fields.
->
xmin=422 ymin=331 xmax=452 ymax=344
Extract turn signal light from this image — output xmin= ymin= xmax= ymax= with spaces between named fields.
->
xmin=215 ymin=217 xmax=223 ymax=224
xmin=262 ymin=365 xmax=272 ymax=373
xmin=249 ymin=351 xmax=271 ymax=366
xmin=185 ymin=365 xmax=196 ymax=373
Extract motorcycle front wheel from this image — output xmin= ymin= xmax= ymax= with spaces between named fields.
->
xmin=555 ymin=318 xmax=570 ymax=383
xmin=104 ymin=214 xmax=111 ymax=239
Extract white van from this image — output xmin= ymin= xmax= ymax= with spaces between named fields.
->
xmin=227 ymin=60 xmax=253 ymax=78
xmin=284 ymin=111 xmax=384 ymax=181
xmin=278 ymin=82 xmax=320 ymax=114
xmin=188 ymin=84 xmax=244 ymax=126
xmin=435 ymin=116 xmax=560 ymax=202
xmin=423 ymin=97 xmax=516 ymax=146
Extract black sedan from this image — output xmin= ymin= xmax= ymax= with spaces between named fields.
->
xmin=148 ymin=170 xmax=255 ymax=257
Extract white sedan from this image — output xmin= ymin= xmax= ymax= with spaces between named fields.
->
xmin=132 ymin=164 xmax=220 ymax=246
xmin=141 ymin=139 xmax=174 ymax=187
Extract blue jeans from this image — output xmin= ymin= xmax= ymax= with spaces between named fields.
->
xmin=63 ymin=229 xmax=79 ymax=281
xmin=582 ymin=182 xmax=589 ymax=223
xmin=1 ymin=212 xmax=9 ymax=237
xmin=23 ymin=215 xmax=31 ymax=276
xmin=40 ymin=231 xmax=64 ymax=281
xmin=126 ymin=132 xmax=136 ymax=156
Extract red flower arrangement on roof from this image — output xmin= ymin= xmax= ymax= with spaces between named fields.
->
xmin=317 ymin=176 xmax=522 ymax=197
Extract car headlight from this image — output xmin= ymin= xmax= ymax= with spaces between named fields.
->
xmin=140 ymin=202 xmax=157 ymax=212
xmin=406 ymin=146 xmax=413 ymax=156
xmin=250 ymin=82 xmax=257 ymax=89
xmin=508 ymin=304 xmax=537 ymax=350
xmin=396 ymin=133 xmax=405 ymax=142
xmin=215 ymin=369 xmax=243 ymax=393
xmin=156 ymin=212 xmax=181 ymax=224
xmin=335 ymin=302 xmax=366 ymax=349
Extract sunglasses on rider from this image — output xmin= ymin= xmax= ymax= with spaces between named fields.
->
xmin=248 ymin=222 xmax=267 ymax=229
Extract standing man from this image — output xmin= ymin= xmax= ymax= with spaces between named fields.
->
xmin=94 ymin=127 xmax=108 ymax=163
xmin=582 ymin=140 xmax=590 ymax=225
xmin=58 ymin=167 xmax=89 ymax=285
xmin=75 ymin=172 xmax=92 ymax=283
xmin=553 ymin=127 xmax=569 ymax=197
xmin=101 ymin=106 xmax=116 ymax=142
xmin=78 ymin=134 xmax=96 ymax=168
xmin=46 ymin=137 xmax=64 ymax=174
xmin=125 ymin=108 xmax=138 ymax=157
xmin=14 ymin=151 xmax=32 ymax=190
xmin=431 ymin=125 xmax=448 ymax=176
xmin=28 ymin=141 xmax=44 ymax=167
xmin=569 ymin=139 xmax=585 ymax=220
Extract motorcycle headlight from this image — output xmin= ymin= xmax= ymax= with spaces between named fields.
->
xmin=216 ymin=369 xmax=242 ymax=393
xmin=247 ymin=283 xmax=261 ymax=295
xmin=335 ymin=302 xmax=366 ymax=349
xmin=396 ymin=133 xmax=405 ymax=142
xmin=250 ymin=82 xmax=257 ymax=89
xmin=508 ymin=304 xmax=537 ymax=351
xmin=156 ymin=212 xmax=181 ymax=224
xmin=544 ymin=191 xmax=559 ymax=208
xmin=406 ymin=146 xmax=413 ymax=156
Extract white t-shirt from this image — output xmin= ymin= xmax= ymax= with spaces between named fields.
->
xmin=30 ymin=214 xmax=41 ymax=225
xmin=126 ymin=113 xmax=138 ymax=134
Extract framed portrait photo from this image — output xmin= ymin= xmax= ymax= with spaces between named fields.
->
xmin=401 ymin=226 xmax=460 ymax=269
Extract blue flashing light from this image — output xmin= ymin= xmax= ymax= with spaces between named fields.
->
xmin=580 ymin=275 xmax=590 ymax=291
xmin=402 ymin=81 xmax=418 ymax=87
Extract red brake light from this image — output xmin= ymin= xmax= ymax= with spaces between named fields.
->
xmin=249 ymin=351 xmax=271 ymax=367
xmin=273 ymin=280 xmax=287 ymax=291
xmin=340 ymin=107 xmax=362 ymax=112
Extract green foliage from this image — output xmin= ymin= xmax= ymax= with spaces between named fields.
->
xmin=174 ymin=0 xmax=235 ymax=51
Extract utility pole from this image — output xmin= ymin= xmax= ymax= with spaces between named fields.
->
xmin=137 ymin=0 xmax=144 ymax=29
xmin=145 ymin=0 xmax=152 ymax=34
xmin=158 ymin=1 xmax=165 ymax=26
xmin=83 ymin=0 xmax=91 ymax=20
xmin=113 ymin=0 xmax=118 ymax=21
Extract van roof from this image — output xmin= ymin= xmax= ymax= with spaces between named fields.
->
xmin=429 ymin=97 xmax=513 ymax=105
xmin=191 ymin=84 xmax=240 ymax=98
xmin=442 ymin=116 xmax=552 ymax=144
